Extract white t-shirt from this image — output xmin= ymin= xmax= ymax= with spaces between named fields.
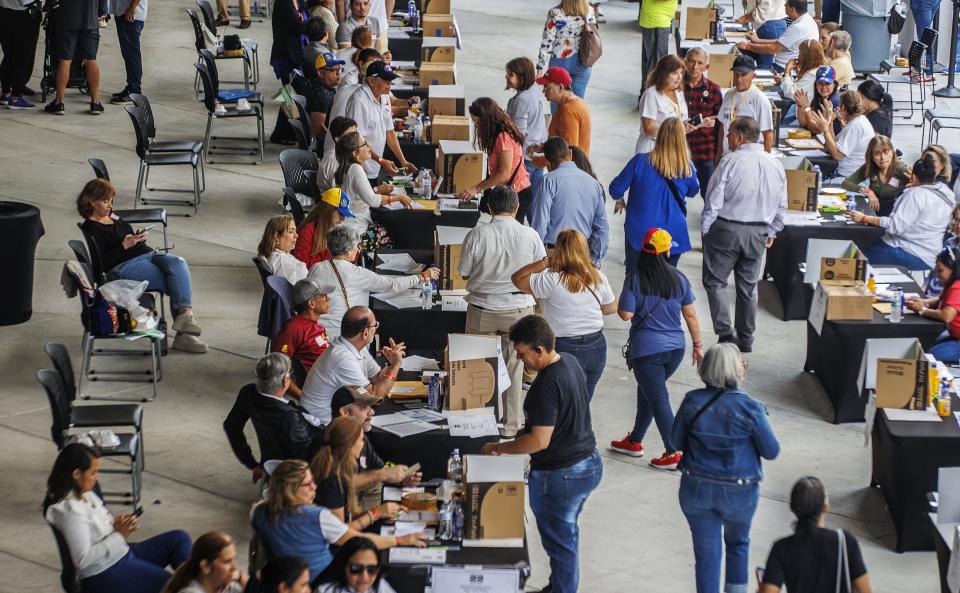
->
xmin=345 ymin=85 xmax=392 ymax=178
xmin=301 ymin=335 xmax=382 ymax=423
xmin=775 ymin=13 xmax=819 ymax=68
xmin=635 ymin=87 xmax=688 ymax=154
xmin=267 ymin=251 xmax=308 ymax=285
xmin=528 ymin=270 xmax=615 ymax=337
xmin=834 ymin=114 xmax=875 ymax=178
xmin=718 ymin=86 xmax=773 ymax=140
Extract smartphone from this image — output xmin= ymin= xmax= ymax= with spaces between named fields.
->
xmin=404 ymin=462 xmax=422 ymax=477
xmin=132 ymin=506 xmax=144 ymax=517
xmin=137 ymin=224 xmax=155 ymax=233
xmin=688 ymin=114 xmax=703 ymax=126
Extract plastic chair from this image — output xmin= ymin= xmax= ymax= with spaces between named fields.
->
xmin=48 ymin=524 xmax=81 ymax=593
xmin=186 ymin=8 xmax=251 ymax=94
xmin=278 ymin=149 xmax=319 ymax=202
xmin=198 ymin=49 xmax=263 ymax=105
xmin=288 ymin=118 xmax=310 ymax=151
xmin=281 ymin=187 xmax=305 ymax=225
xmin=128 ymin=94 xmax=206 ymax=193
xmin=868 ymin=41 xmax=933 ymax=120
xmin=196 ymin=63 xmax=264 ymax=164
xmin=290 ymin=93 xmax=315 ymax=152
xmin=88 ymin=157 xmax=110 ymax=181
xmin=252 ymin=256 xmax=272 ymax=289
xmin=257 ymin=275 xmax=294 ymax=352
xmin=195 ymin=0 xmax=260 ymax=84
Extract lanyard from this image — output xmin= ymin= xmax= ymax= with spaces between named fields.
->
xmin=731 ymin=85 xmax=757 ymax=120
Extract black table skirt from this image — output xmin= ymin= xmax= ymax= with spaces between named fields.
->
xmin=0 ymin=202 xmax=44 ymax=325
xmin=932 ymin=514 xmax=954 ymax=593
xmin=388 ymin=32 xmax=423 ymax=62
xmin=804 ymin=298 xmax=943 ymax=423
xmin=372 ymin=206 xmax=479 ymax=250
xmin=383 ymin=539 xmax=528 ymax=593
xmin=385 ymin=139 xmax=437 ymax=173
xmin=871 ymin=396 xmax=960 ymax=552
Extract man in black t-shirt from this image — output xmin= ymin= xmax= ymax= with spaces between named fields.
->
xmin=297 ymin=51 xmax=343 ymax=148
xmin=45 ymin=0 xmax=108 ymax=115
xmin=481 ymin=315 xmax=602 ymax=593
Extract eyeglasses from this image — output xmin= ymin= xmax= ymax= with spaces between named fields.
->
xmin=366 ymin=321 xmax=380 ymax=330
xmin=348 ymin=563 xmax=380 ymax=576
xmin=358 ymin=142 xmax=369 ymax=149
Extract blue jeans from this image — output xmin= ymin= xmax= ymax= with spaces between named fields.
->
xmin=753 ymin=19 xmax=786 ymax=68
xmin=81 ymin=530 xmax=191 ymax=593
xmin=548 ymin=55 xmax=592 ymax=110
xmin=525 ymin=159 xmax=545 ymax=194
xmin=528 ymin=449 xmax=603 ymax=593
xmin=693 ymin=159 xmax=715 ymax=196
xmin=863 ymin=239 xmax=931 ymax=271
xmin=679 ymin=475 xmax=759 ymax=593
xmin=110 ymin=252 xmax=194 ymax=315
xmin=555 ymin=330 xmax=607 ymax=400
xmin=630 ymin=348 xmax=684 ymax=450
xmin=625 ymin=237 xmax=681 ymax=276
xmin=115 ymin=18 xmax=144 ymax=93
xmin=929 ymin=331 xmax=960 ymax=363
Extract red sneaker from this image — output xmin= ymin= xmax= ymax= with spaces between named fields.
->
xmin=610 ymin=434 xmax=644 ymax=457
xmin=650 ymin=451 xmax=682 ymax=470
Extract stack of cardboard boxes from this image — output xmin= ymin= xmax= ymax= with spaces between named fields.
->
xmin=807 ymin=240 xmax=874 ymax=326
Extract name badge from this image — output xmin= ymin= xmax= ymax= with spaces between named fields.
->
xmin=316 ymin=335 xmax=329 ymax=348
xmin=888 ymin=178 xmax=900 ymax=188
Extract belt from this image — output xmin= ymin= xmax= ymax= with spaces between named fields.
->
xmin=717 ymin=217 xmax=767 ymax=227
xmin=682 ymin=469 xmax=758 ymax=486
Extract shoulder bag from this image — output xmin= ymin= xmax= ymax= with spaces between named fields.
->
xmin=579 ymin=21 xmax=603 ymax=67
xmin=479 ymin=156 xmax=524 ymax=214
xmin=663 ymin=175 xmax=688 ymax=217
xmin=835 ymin=529 xmax=851 ymax=593
xmin=329 ymin=260 xmax=350 ymax=308
xmin=887 ymin=2 xmax=906 ymax=35
xmin=620 ymin=287 xmax=665 ymax=371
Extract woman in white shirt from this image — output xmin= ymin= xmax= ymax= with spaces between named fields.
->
xmin=505 ymin=57 xmax=549 ymax=188
xmin=636 ymin=54 xmax=694 ymax=154
xmin=258 ymin=214 xmax=308 ymax=285
xmin=775 ymin=39 xmax=826 ymax=105
xmin=806 ymin=91 xmax=875 ymax=180
xmin=160 ymin=532 xmax=247 ymax=593
xmin=334 ymin=131 xmax=412 ymax=228
xmin=316 ymin=536 xmax=396 ymax=593
xmin=308 ymin=224 xmax=438 ymax=338
xmin=512 ymin=229 xmax=617 ymax=399
xmin=44 ymin=444 xmax=192 ymax=593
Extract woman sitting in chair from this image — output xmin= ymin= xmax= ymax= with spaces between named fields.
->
xmin=78 ymin=179 xmax=208 ymax=354
xmin=259 ymin=214 xmax=308 ymax=285
xmin=44 ymin=443 xmax=193 ymax=593
xmin=293 ymin=188 xmax=355 ymax=269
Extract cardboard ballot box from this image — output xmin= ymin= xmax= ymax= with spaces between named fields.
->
xmin=462 ymin=454 xmax=526 ymax=547
xmin=783 ymin=157 xmax=818 ymax=212
xmin=423 ymin=0 xmax=450 ymax=14
xmin=431 ymin=115 xmax=470 ymax=143
xmin=686 ymin=7 xmax=718 ymax=40
xmin=809 ymin=283 xmax=874 ymax=324
xmin=428 ymin=84 xmax=465 ymax=117
xmin=804 ymin=239 xmax=868 ymax=285
xmin=857 ymin=338 xmax=929 ymax=410
xmin=419 ymin=62 xmax=457 ymax=86
xmin=434 ymin=225 xmax=470 ymax=290
xmin=423 ymin=14 xmax=457 ymax=38
xmin=437 ymin=140 xmax=484 ymax=194
xmin=422 ymin=36 xmax=457 ymax=63
xmin=445 ymin=334 xmax=500 ymax=411
xmin=707 ymin=50 xmax=737 ymax=87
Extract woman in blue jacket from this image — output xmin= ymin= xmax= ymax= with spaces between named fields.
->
xmin=671 ymin=343 xmax=780 ymax=593
xmin=610 ymin=118 xmax=699 ymax=273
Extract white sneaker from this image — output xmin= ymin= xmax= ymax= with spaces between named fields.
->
xmin=236 ymin=98 xmax=251 ymax=112
xmin=173 ymin=333 xmax=208 ymax=354
xmin=214 ymin=102 xmax=227 ymax=116
xmin=172 ymin=311 xmax=202 ymax=336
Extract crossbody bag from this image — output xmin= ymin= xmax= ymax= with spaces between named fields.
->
xmin=835 ymin=528 xmax=851 ymax=593
xmin=621 ymin=298 xmax=664 ymax=371
xmin=329 ymin=260 xmax=350 ymax=308
xmin=479 ymin=157 xmax=524 ymax=214
xmin=663 ymin=175 xmax=688 ymax=217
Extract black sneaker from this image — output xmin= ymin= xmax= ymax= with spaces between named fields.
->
xmin=89 ymin=101 xmax=104 ymax=115
xmin=110 ymin=91 xmax=133 ymax=105
xmin=22 ymin=85 xmax=36 ymax=96
xmin=44 ymin=99 xmax=65 ymax=115
xmin=718 ymin=334 xmax=738 ymax=344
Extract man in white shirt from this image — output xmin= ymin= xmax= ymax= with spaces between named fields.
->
xmin=300 ymin=306 xmax=405 ymax=424
xmin=716 ymin=55 xmax=774 ymax=161
xmin=460 ymin=185 xmax=547 ymax=436
xmin=344 ymin=61 xmax=417 ymax=182
xmin=735 ymin=0 xmax=818 ymax=72
xmin=734 ymin=0 xmax=786 ymax=69
xmin=702 ymin=116 xmax=786 ymax=353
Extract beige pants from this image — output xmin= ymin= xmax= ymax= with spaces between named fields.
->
xmin=217 ymin=0 xmax=250 ymax=20
xmin=465 ymin=304 xmax=535 ymax=434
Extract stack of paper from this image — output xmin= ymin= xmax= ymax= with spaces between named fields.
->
xmin=783 ymin=212 xmax=821 ymax=227
xmin=445 ymin=409 xmax=499 ymax=437
xmin=401 ymin=355 xmax=440 ymax=372
xmin=376 ymin=253 xmax=424 ymax=274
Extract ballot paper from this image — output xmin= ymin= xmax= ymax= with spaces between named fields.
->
xmin=381 ymin=524 xmax=435 ymax=538
xmin=446 ymin=410 xmax=499 ymax=437
xmin=790 ymin=149 xmax=830 ymax=158
xmin=401 ymin=355 xmax=441 ymax=372
xmin=883 ymin=407 xmax=942 ymax=422
xmin=378 ymin=419 xmax=439 ymax=438
xmin=370 ymin=413 xmax=413 ymax=428
xmin=399 ymin=407 xmax=446 ymax=422
xmin=383 ymin=486 xmax=425 ymax=502
xmin=376 ymin=253 xmax=424 ymax=274
xmin=388 ymin=547 xmax=447 ymax=564
xmin=783 ymin=211 xmax=821 ymax=227
xmin=870 ymin=267 xmax=914 ymax=283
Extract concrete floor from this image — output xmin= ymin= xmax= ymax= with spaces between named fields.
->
xmin=0 ymin=0 xmax=956 ymax=591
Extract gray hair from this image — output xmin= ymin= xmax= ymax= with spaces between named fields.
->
xmin=485 ymin=185 xmax=519 ymax=215
xmin=698 ymin=343 xmax=742 ymax=390
xmin=256 ymin=352 xmax=292 ymax=394
xmin=830 ymin=30 xmax=852 ymax=52
xmin=730 ymin=116 xmax=761 ymax=143
xmin=685 ymin=47 xmax=709 ymax=62
xmin=326 ymin=224 xmax=360 ymax=257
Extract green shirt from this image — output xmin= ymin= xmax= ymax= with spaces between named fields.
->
xmin=639 ymin=0 xmax=678 ymax=29
xmin=840 ymin=160 xmax=910 ymax=206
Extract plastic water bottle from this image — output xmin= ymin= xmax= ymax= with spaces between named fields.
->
xmin=716 ymin=20 xmax=725 ymax=42
xmin=407 ymin=0 xmax=416 ymax=22
xmin=422 ymin=114 xmax=431 ymax=143
xmin=428 ymin=373 xmax=441 ymax=410
xmin=845 ymin=195 xmax=857 ymax=212
xmin=437 ymin=501 xmax=453 ymax=540
xmin=418 ymin=169 xmax=432 ymax=199
xmin=412 ymin=117 xmax=423 ymax=144
xmin=420 ymin=279 xmax=433 ymax=310
xmin=447 ymin=448 xmax=463 ymax=482
xmin=891 ymin=41 xmax=902 ymax=62
xmin=813 ymin=164 xmax=822 ymax=197
xmin=889 ymin=287 xmax=903 ymax=323
xmin=452 ymin=497 xmax=464 ymax=541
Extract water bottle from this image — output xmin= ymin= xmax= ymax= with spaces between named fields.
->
xmin=891 ymin=41 xmax=902 ymax=62
xmin=813 ymin=164 xmax=822 ymax=197
xmin=716 ymin=20 xmax=725 ymax=42
xmin=845 ymin=195 xmax=857 ymax=213
xmin=428 ymin=373 xmax=441 ymax=410
xmin=419 ymin=169 xmax=432 ymax=199
xmin=889 ymin=287 xmax=903 ymax=323
xmin=452 ymin=497 xmax=464 ymax=541
xmin=420 ymin=279 xmax=433 ymax=310
xmin=413 ymin=9 xmax=421 ymax=31
xmin=422 ymin=114 xmax=431 ymax=143
xmin=437 ymin=501 xmax=453 ymax=540
xmin=412 ymin=117 xmax=423 ymax=144
xmin=447 ymin=448 xmax=463 ymax=482
xmin=938 ymin=379 xmax=952 ymax=416
xmin=407 ymin=0 xmax=416 ymax=23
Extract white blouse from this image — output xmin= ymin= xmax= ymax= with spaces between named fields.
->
xmin=636 ymin=87 xmax=688 ymax=154
xmin=45 ymin=491 xmax=129 ymax=579
xmin=267 ymin=250 xmax=308 ymax=285
xmin=339 ymin=163 xmax=383 ymax=226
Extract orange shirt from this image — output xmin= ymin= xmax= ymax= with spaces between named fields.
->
xmin=536 ymin=96 xmax=592 ymax=168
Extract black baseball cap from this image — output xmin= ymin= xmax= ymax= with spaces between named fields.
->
xmin=330 ymin=385 xmax=382 ymax=416
xmin=365 ymin=61 xmax=399 ymax=81
xmin=732 ymin=55 xmax=758 ymax=74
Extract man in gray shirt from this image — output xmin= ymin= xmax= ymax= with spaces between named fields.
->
xmin=336 ymin=0 xmax=381 ymax=48
xmin=701 ymin=116 xmax=786 ymax=353
xmin=109 ymin=0 xmax=148 ymax=104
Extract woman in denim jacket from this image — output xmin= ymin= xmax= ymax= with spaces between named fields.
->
xmin=671 ymin=343 xmax=780 ymax=593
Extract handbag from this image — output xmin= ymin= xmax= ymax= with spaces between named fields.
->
xmin=579 ymin=21 xmax=603 ymax=67
xmin=81 ymin=289 xmax=134 ymax=336
xmin=621 ymin=296 xmax=665 ymax=371
xmin=663 ymin=175 xmax=688 ymax=217
xmin=835 ymin=529 xmax=851 ymax=593
xmin=887 ymin=1 xmax=906 ymax=35
xmin=479 ymin=157 xmax=524 ymax=214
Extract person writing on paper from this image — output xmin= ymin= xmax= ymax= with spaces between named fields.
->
xmin=481 ymin=315 xmax=601 ymax=593
xmin=259 ymin=214 xmax=308 ymax=285
xmin=848 ymin=154 xmax=954 ymax=271
xmin=840 ymin=136 xmax=911 ymax=217
xmin=760 ymin=477 xmax=872 ymax=593
xmin=715 ymin=55 xmax=775 ymax=160
xmin=905 ymin=247 xmax=960 ymax=363
xmin=804 ymin=91 xmax=875 ymax=181
xmin=300 ymin=306 xmax=405 ymax=424
xmin=334 ymin=133 xmax=412 ymax=228
xmin=316 ymin=537 xmax=396 ymax=593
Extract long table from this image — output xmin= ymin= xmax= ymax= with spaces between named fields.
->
xmin=871 ymin=396 xmax=960 ymax=551
xmin=384 ymin=544 xmax=529 ymax=593
xmin=371 ymin=204 xmax=478 ymax=251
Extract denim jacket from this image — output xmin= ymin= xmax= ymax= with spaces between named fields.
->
xmin=671 ymin=387 xmax=780 ymax=483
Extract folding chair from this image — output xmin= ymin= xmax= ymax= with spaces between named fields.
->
xmin=196 ymin=63 xmax=265 ymax=164
xmin=38 ymin=369 xmax=143 ymax=504
xmin=186 ymin=8 xmax=251 ymax=95
xmin=867 ymin=41 xmax=933 ymax=120
xmin=288 ymin=118 xmax=310 ymax=151
xmin=128 ymin=94 xmax=206 ymax=194
xmin=195 ymin=0 xmax=260 ymax=85
xmin=282 ymin=187 xmax=305 ymax=225
xmin=47 ymin=524 xmax=81 ymax=593
xmin=87 ymin=158 xmax=173 ymax=248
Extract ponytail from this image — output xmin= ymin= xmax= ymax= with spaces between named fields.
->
xmin=789 ymin=476 xmax=826 ymax=538
xmin=160 ymin=532 xmax=233 ymax=593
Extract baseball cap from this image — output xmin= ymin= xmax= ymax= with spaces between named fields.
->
xmin=815 ymin=65 xmax=836 ymax=84
xmin=365 ymin=61 xmax=399 ymax=81
xmin=321 ymin=187 xmax=356 ymax=218
xmin=535 ymin=66 xmax=573 ymax=88
xmin=731 ymin=55 xmax=758 ymax=74
xmin=641 ymin=228 xmax=678 ymax=255
xmin=292 ymin=277 xmax=336 ymax=308
xmin=331 ymin=385 xmax=383 ymax=415
xmin=315 ymin=51 xmax=346 ymax=70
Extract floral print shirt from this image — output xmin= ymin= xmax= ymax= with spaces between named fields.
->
xmin=537 ymin=5 xmax=597 ymax=71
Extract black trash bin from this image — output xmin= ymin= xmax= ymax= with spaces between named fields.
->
xmin=0 ymin=202 xmax=44 ymax=325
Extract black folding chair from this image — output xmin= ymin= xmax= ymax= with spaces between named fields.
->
xmin=282 ymin=187 xmax=305 ymax=225
xmin=128 ymin=94 xmax=206 ymax=193
xmin=48 ymin=524 xmax=81 ymax=593
xmin=196 ymin=62 xmax=264 ymax=164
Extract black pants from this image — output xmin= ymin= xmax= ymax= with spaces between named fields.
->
xmin=516 ymin=185 xmax=532 ymax=224
xmin=115 ymin=18 xmax=144 ymax=93
xmin=0 ymin=7 xmax=40 ymax=97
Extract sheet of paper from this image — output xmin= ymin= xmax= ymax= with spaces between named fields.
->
xmin=448 ymin=333 xmax=499 ymax=361
xmin=441 ymin=294 xmax=468 ymax=311
xmin=376 ymin=253 xmax=424 ymax=274
xmin=496 ymin=343 xmax=511 ymax=395
xmin=436 ymin=225 xmax=471 ymax=245
xmin=883 ymin=407 xmax=942 ymax=422
xmin=383 ymin=485 xmax=403 ymax=501
xmin=381 ymin=524 xmax=436 ymax=538
xmin=388 ymin=547 xmax=447 ymax=564
xmin=382 ymin=200 xmax=405 ymax=210
xmin=371 ymin=413 xmax=413 ymax=428
xmin=379 ymin=420 xmax=439 ymax=438
xmin=390 ymin=185 xmax=406 ymax=195
xmin=399 ymin=408 xmax=446 ymax=422
xmin=380 ymin=296 xmax=425 ymax=309
xmin=783 ymin=211 xmax=821 ymax=226
xmin=410 ymin=200 xmax=431 ymax=209
xmin=431 ymin=567 xmax=521 ymax=593
xmin=447 ymin=410 xmax=499 ymax=437
xmin=790 ymin=149 xmax=830 ymax=158
xmin=390 ymin=60 xmax=417 ymax=69
xmin=439 ymin=198 xmax=469 ymax=211
xmin=401 ymin=355 xmax=440 ymax=372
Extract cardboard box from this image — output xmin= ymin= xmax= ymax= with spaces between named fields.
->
xmin=820 ymin=244 xmax=868 ymax=285
xmin=784 ymin=157 xmax=818 ymax=212
xmin=875 ymin=340 xmax=929 ymax=410
xmin=419 ymin=62 xmax=457 ymax=86
xmin=463 ymin=455 xmax=526 ymax=546
xmin=686 ymin=7 xmax=718 ymax=40
xmin=814 ymin=283 xmax=874 ymax=321
xmin=707 ymin=51 xmax=736 ymax=87
xmin=445 ymin=334 xmax=500 ymax=411
xmin=431 ymin=115 xmax=470 ymax=143
xmin=424 ymin=0 xmax=451 ymax=16
xmin=434 ymin=225 xmax=471 ymax=290
xmin=437 ymin=140 xmax=484 ymax=194
xmin=428 ymin=84 xmax=465 ymax=117
xmin=423 ymin=14 xmax=456 ymax=37
xmin=422 ymin=36 xmax=457 ymax=63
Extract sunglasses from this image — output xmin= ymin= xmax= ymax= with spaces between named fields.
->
xmin=348 ymin=563 xmax=380 ymax=576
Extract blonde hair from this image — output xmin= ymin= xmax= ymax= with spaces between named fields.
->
xmin=797 ymin=39 xmax=827 ymax=78
xmin=649 ymin=118 xmax=693 ymax=180
xmin=309 ymin=416 xmax=363 ymax=517
xmin=258 ymin=214 xmax=294 ymax=259
xmin=550 ymin=229 xmax=602 ymax=293
xmin=924 ymin=144 xmax=953 ymax=182
xmin=265 ymin=460 xmax=310 ymax=521
xmin=561 ymin=0 xmax=590 ymax=17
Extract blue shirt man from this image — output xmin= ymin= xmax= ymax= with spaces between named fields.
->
xmin=530 ymin=137 xmax=609 ymax=265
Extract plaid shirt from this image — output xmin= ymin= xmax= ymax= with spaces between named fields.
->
xmin=684 ymin=76 xmax=723 ymax=162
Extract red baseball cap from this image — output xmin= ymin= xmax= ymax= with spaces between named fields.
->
xmin=535 ymin=66 xmax=573 ymax=88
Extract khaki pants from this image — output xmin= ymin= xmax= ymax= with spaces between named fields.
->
xmin=217 ymin=0 xmax=250 ymax=20
xmin=465 ymin=304 xmax=535 ymax=434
